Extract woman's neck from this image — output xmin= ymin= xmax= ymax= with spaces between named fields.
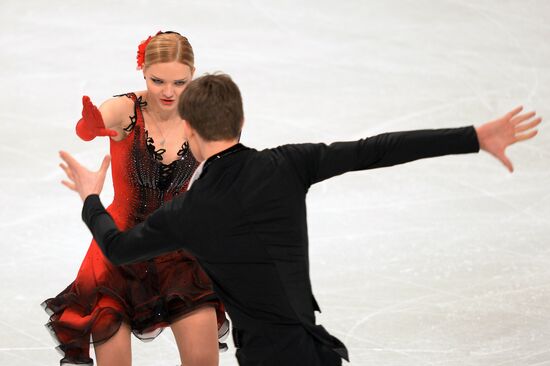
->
xmin=145 ymin=93 xmax=179 ymax=123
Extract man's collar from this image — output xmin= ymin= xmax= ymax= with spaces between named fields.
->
xmin=191 ymin=143 xmax=249 ymax=185
xmin=203 ymin=143 xmax=247 ymax=168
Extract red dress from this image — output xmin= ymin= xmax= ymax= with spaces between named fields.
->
xmin=42 ymin=93 xmax=228 ymax=365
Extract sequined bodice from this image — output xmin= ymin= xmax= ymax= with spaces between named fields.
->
xmin=108 ymin=93 xmax=198 ymax=229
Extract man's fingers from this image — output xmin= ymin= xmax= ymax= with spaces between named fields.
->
xmin=515 ymin=117 xmax=542 ymax=133
xmin=498 ymin=152 xmax=514 ymax=173
xmin=61 ymin=180 xmax=77 ymax=191
xmin=515 ymin=130 xmax=538 ymax=142
xmin=59 ymin=163 xmax=75 ymax=181
xmin=99 ymin=155 xmax=111 ymax=174
xmin=511 ymin=111 xmax=536 ymax=125
xmin=506 ymin=106 xmax=523 ymax=120
xmin=60 ymin=150 xmax=109 ymax=176
xmin=59 ymin=150 xmax=82 ymax=170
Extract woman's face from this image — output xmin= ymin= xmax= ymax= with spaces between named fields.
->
xmin=143 ymin=61 xmax=194 ymax=111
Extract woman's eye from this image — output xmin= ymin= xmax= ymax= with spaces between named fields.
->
xmin=152 ymin=78 xmax=163 ymax=84
xmin=175 ymin=81 xmax=186 ymax=86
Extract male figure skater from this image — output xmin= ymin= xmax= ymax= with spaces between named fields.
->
xmin=59 ymin=73 xmax=541 ymax=366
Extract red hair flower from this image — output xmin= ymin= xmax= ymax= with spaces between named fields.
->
xmin=136 ymin=35 xmax=153 ymax=70
xmin=136 ymin=31 xmax=164 ymax=70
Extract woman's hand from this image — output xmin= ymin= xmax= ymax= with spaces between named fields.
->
xmin=75 ymin=96 xmax=118 ymax=141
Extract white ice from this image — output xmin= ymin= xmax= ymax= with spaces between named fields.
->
xmin=1 ymin=1 xmax=549 ymax=365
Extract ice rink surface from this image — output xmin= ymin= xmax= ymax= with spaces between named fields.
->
xmin=1 ymin=0 xmax=549 ymax=365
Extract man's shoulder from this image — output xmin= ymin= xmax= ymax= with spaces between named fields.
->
xmin=234 ymin=145 xmax=301 ymax=176
xmin=257 ymin=143 xmax=319 ymax=157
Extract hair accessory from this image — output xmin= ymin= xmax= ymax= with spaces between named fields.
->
xmin=136 ymin=31 xmax=164 ymax=70
xmin=136 ymin=35 xmax=153 ymax=70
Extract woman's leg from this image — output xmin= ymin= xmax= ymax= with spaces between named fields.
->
xmin=93 ymin=322 xmax=132 ymax=366
xmin=171 ymin=306 xmax=219 ymax=366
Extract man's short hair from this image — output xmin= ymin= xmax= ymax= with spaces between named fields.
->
xmin=178 ymin=73 xmax=244 ymax=141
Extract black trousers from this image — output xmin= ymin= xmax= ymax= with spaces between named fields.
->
xmin=232 ymin=325 xmax=343 ymax=366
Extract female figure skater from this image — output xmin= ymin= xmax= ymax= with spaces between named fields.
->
xmin=42 ymin=32 xmax=228 ymax=366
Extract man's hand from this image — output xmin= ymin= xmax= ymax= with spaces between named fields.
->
xmin=59 ymin=151 xmax=111 ymax=201
xmin=476 ymin=106 xmax=542 ymax=172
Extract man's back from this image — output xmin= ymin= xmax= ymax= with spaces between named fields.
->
xmin=178 ymin=144 xmax=347 ymax=365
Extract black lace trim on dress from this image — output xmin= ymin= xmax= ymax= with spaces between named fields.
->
xmin=145 ymin=130 xmax=166 ymax=161
xmin=177 ymin=141 xmax=190 ymax=157
xmin=113 ymin=93 xmax=147 ymax=132
xmin=145 ymin=131 xmax=192 ymax=188
xmin=145 ymin=130 xmax=190 ymax=163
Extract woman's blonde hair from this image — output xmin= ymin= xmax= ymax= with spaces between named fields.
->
xmin=144 ymin=32 xmax=194 ymax=70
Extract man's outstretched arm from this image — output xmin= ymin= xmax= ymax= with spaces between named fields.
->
xmin=284 ymin=106 xmax=541 ymax=187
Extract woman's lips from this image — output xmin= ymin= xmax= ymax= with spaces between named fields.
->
xmin=161 ymin=99 xmax=175 ymax=105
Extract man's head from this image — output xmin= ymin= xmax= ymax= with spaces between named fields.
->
xmin=178 ymin=73 xmax=244 ymax=142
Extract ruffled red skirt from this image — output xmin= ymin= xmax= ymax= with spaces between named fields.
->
xmin=42 ymin=240 xmax=228 ymax=365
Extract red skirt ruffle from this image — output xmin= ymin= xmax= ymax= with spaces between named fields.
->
xmin=42 ymin=241 xmax=228 ymax=365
